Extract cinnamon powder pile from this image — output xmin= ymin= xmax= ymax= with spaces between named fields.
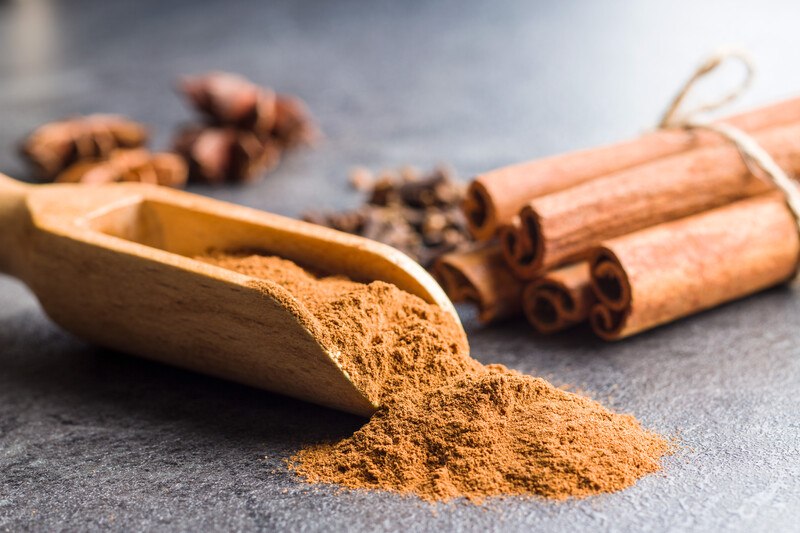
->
xmin=199 ymin=252 xmax=669 ymax=502
xmin=200 ymin=253 xmax=478 ymax=403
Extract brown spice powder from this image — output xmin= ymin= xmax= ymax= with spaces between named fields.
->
xmin=200 ymin=253 xmax=477 ymax=403
xmin=293 ymin=368 xmax=668 ymax=501
xmin=199 ymin=252 xmax=669 ymax=502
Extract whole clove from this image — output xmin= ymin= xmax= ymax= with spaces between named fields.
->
xmin=303 ymin=166 xmax=473 ymax=267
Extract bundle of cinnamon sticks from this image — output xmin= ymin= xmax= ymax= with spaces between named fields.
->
xmin=433 ymin=97 xmax=800 ymax=339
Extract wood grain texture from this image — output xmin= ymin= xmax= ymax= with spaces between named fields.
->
xmin=0 ymin=174 xmax=462 ymax=416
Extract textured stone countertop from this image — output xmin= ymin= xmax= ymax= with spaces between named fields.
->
xmin=1 ymin=0 xmax=799 ymax=531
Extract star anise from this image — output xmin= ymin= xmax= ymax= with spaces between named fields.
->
xmin=19 ymin=114 xmax=148 ymax=180
xmin=172 ymin=126 xmax=281 ymax=184
xmin=174 ymin=72 xmax=318 ymax=184
xmin=55 ymin=148 xmax=187 ymax=188
xmin=272 ymin=95 xmax=320 ymax=148
xmin=180 ymin=72 xmax=277 ymax=136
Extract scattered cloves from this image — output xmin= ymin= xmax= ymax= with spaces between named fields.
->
xmin=303 ymin=165 xmax=473 ymax=267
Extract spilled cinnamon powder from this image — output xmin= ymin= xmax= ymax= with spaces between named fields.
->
xmin=199 ymin=252 xmax=670 ymax=502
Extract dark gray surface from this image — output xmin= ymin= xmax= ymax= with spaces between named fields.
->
xmin=1 ymin=0 xmax=799 ymax=531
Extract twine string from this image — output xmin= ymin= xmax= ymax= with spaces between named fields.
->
xmin=660 ymin=49 xmax=800 ymax=233
xmin=659 ymin=49 xmax=755 ymax=128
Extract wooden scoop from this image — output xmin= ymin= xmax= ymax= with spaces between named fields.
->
xmin=0 ymin=174 xmax=463 ymax=416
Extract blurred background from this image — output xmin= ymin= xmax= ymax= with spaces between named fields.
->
xmin=2 ymin=0 xmax=798 ymax=214
xmin=2 ymin=1 xmax=799 ymax=530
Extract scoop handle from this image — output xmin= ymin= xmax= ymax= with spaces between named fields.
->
xmin=0 ymin=174 xmax=32 ymax=277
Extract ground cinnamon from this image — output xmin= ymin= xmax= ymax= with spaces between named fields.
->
xmin=200 ymin=251 xmax=670 ymax=502
xmin=293 ymin=367 xmax=668 ymax=502
xmin=198 ymin=252 xmax=477 ymax=405
xmin=463 ymin=96 xmax=800 ymax=241
xmin=589 ymin=193 xmax=799 ymax=340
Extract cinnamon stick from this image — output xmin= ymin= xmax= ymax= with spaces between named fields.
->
xmin=463 ymin=96 xmax=800 ymax=241
xmin=496 ymin=218 xmax=527 ymax=268
xmin=504 ymin=122 xmax=800 ymax=278
xmin=522 ymin=262 xmax=593 ymax=334
xmin=588 ymin=193 xmax=799 ymax=340
xmin=432 ymin=245 xmax=523 ymax=323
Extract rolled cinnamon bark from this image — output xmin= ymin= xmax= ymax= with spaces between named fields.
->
xmin=432 ymin=245 xmax=523 ymax=323
xmin=522 ymin=262 xmax=593 ymax=334
xmin=464 ymin=96 xmax=800 ymax=241
xmin=496 ymin=217 xmax=529 ymax=268
xmin=589 ymin=193 xmax=799 ymax=340
xmin=504 ymin=122 xmax=800 ymax=278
